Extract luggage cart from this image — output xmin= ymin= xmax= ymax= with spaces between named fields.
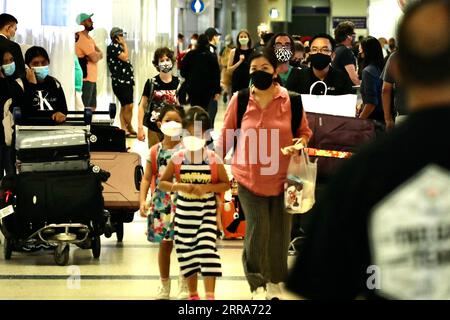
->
xmin=0 ymin=108 xmax=111 ymax=266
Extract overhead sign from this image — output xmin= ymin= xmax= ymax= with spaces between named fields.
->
xmin=191 ymin=0 xmax=205 ymax=15
xmin=332 ymin=17 xmax=367 ymax=29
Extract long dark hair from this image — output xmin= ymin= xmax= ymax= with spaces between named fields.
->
xmin=236 ymin=30 xmax=252 ymax=50
xmin=361 ymin=36 xmax=385 ymax=71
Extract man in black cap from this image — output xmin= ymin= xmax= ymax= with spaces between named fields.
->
xmin=205 ymin=27 xmax=221 ymax=56
xmin=107 ymin=27 xmax=136 ymax=137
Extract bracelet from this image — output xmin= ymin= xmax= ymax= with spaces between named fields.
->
xmin=170 ymin=182 xmax=178 ymax=193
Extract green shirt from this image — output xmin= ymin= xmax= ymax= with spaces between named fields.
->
xmin=279 ymin=65 xmax=293 ymax=86
xmin=74 ymin=56 xmax=83 ymax=92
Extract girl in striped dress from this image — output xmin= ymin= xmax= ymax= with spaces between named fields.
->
xmin=159 ymin=107 xmax=230 ymax=300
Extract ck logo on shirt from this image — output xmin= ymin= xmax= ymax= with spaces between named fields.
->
xmin=33 ymin=90 xmax=55 ymax=111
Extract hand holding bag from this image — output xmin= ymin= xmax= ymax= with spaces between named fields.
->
xmin=285 ymin=149 xmax=318 ymax=214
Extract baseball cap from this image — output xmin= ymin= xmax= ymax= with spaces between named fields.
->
xmin=204 ymin=27 xmax=221 ymax=39
xmin=76 ymin=13 xmax=93 ymax=25
xmin=110 ymin=27 xmax=125 ymax=39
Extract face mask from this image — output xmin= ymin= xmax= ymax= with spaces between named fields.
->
xmin=190 ymin=39 xmax=197 ymax=46
xmin=32 ymin=66 xmax=49 ymax=81
xmin=275 ymin=47 xmax=292 ymax=63
xmin=160 ymin=121 xmax=182 ymax=137
xmin=159 ymin=61 xmax=173 ymax=73
xmin=250 ymin=70 xmax=273 ymax=90
xmin=225 ymin=40 xmax=232 ymax=46
xmin=290 ymin=59 xmax=302 ymax=68
xmin=87 ymin=25 xmax=94 ymax=32
xmin=310 ymin=53 xmax=331 ymax=71
xmin=182 ymin=136 xmax=206 ymax=151
xmin=239 ymin=38 xmax=249 ymax=46
xmin=2 ymin=61 xmax=15 ymax=77
xmin=384 ymin=44 xmax=389 ymax=50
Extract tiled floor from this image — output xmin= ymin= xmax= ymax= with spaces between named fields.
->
xmin=0 ymin=98 xmax=300 ymax=300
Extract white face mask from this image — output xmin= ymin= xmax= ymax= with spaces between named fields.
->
xmin=182 ymin=136 xmax=206 ymax=151
xmin=190 ymin=39 xmax=197 ymax=46
xmin=160 ymin=121 xmax=182 ymax=137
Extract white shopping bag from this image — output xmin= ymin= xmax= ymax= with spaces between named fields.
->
xmin=301 ymin=81 xmax=357 ymax=117
xmin=284 ymin=149 xmax=317 ymax=214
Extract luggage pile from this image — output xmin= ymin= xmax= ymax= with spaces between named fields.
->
xmin=0 ymin=108 xmax=112 ymax=266
xmin=89 ymin=104 xmax=143 ymax=242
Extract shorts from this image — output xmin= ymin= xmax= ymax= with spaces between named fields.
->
xmin=112 ymin=82 xmax=134 ymax=106
xmin=82 ymin=81 xmax=97 ymax=108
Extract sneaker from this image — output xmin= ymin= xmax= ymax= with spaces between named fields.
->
xmin=252 ymin=287 xmax=267 ymax=300
xmin=155 ymin=280 xmax=171 ymax=300
xmin=176 ymin=276 xmax=189 ymax=300
xmin=266 ymin=282 xmax=282 ymax=300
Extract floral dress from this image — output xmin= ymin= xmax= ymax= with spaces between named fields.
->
xmin=147 ymin=144 xmax=179 ymax=243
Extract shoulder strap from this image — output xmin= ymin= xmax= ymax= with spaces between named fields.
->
xmin=288 ymin=91 xmax=303 ymax=137
xmin=236 ymin=88 xmax=250 ymax=130
xmin=173 ymin=150 xmax=185 ymax=182
xmin=149 ymin=143 xmax=161 ymax=192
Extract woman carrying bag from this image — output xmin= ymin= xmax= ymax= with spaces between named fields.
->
xmin=216 ymin=48 xmax=312 ymax=300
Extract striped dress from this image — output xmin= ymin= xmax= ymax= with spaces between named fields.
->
xmin=174 ymin=158 xmax=222 ymax=278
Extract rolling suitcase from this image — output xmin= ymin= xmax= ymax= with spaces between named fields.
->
xmin=15 ymin=126 xmax=90 ymax=173
xmin=89 ymin=125 xmax=127 ymax=152
xmin=90 ymin=152 xmax=143 ymax=241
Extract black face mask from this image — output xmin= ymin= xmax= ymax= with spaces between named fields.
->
xmin=310 ymin=53 xmax=331 ymax=71
xmin=250 ymin=70 xmax=273 ymax=90
xmin=290 ymin=59 xmax=302 ymax=68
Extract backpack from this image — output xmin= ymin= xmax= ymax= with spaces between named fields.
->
xmin=236 ymin=88 xmax=303 ymax=137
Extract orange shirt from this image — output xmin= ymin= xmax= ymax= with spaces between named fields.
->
xmin=217 ymin=84 xmax=313 ymax=196
xmin=75 ymin=32 xmax=98 ymax=83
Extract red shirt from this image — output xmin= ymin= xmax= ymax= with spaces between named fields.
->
xmin=217 ymin=84 xmax=312 ymax=196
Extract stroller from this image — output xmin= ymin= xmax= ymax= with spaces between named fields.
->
xmin=0 ymin=108 xmax=113 ymax=266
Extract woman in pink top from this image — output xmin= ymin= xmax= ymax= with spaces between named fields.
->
xmin=217 ymin=48 xmax=312 ymax=300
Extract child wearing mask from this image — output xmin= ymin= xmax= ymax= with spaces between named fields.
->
xmin=13 ymin=46 xmax=67 ymax=123
xmin=138 ymin=47 xmax=179 ymax=148
xmin=159 ymin=107 xmax=230 ymax=300
xmin=139 ymin=105 xmax=189 ymax=300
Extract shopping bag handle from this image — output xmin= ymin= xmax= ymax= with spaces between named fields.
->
xmin=309 ymin=81 xmax=328 ymax=95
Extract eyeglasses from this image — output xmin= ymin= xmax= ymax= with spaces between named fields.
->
xmin=274 ymin=43 xmax=291 ymax=50
xmin=310 ymin=47 xmax=332 ymax=55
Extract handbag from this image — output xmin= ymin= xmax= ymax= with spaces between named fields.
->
xmin=301 ymin=81 xmax=357 ymax=117
xmin=284 ymin=148 xmax=317 ymax=214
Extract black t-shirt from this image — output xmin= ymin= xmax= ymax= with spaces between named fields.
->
xmin=231 ymin=47 xmax=253 ymax=93
xmin=107 ymin=42 xmax=135 ymax=87
xmin=332 ymin=44 xmax=357 ymax=75
xmin=293 ymin=67 xmax=354 ymax=95
xmin=12 ymin=76 xmax=68 ymax=117
xmin=286 ymin=106 xmax=450 ymax=300
xmin=141 ymin=75 xmax=179 ymax=131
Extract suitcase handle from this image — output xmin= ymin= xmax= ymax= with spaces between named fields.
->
xmin=13 ymin=105 xmax=116 ymax=126
xmin=134 ymin=165 xmax=144 ymax=191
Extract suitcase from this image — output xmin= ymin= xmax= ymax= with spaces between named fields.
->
xmin=90 ymin=125 xmax=127 ymax=152
xmin=2 ymin=170 xmax=105 ymax=239
xmin=15 ymin=126 xmax=90 ymax=173
xmin=306 ymin=112 xmax=376 ymax=181
xmin=90 ymin=152 xmax=143 ymax=210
